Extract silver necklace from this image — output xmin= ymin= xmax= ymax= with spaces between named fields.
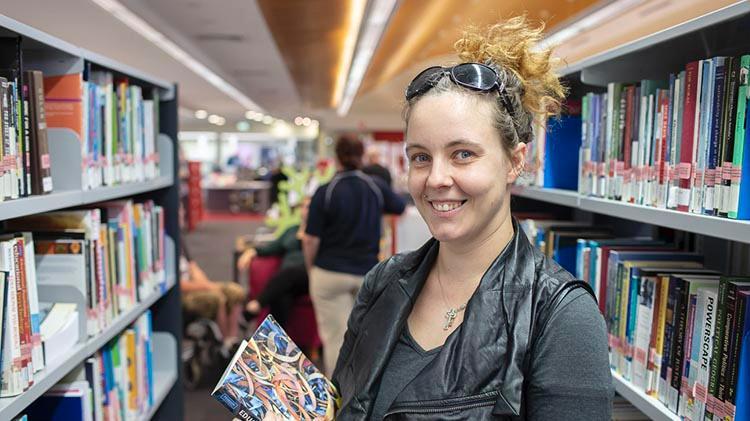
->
xmin=436 ymin=269 xmax=467 ymax=331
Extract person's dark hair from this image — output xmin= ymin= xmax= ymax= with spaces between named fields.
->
xmin=335 ymin=135 xmax=365 ymax=170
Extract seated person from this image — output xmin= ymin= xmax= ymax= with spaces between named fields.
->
xmin=181 ymin=239 xmax=246 ymax=347
xmin=238 ymin=199 xmax=310 ymax=328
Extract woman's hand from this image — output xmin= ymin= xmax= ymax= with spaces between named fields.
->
xmin=237 ymin=248 xmax=258 ymax=270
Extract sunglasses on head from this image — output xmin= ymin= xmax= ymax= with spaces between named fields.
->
xmin=405 ymin=62 xmax=515 ymax=114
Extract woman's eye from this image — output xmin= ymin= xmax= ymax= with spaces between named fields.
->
xmin=410 ymin=153 xmax=429 ymax=163
xmin=455 ymin=150 xmax=474 ymax=160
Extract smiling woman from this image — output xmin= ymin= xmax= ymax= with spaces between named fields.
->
xmin=332 ymin=15 xmax=613 ymax=421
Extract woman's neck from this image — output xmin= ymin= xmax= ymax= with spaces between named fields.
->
xmin=436 ymin=210 xmax=515 ymax=284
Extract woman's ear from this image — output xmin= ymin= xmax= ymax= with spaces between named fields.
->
xmin=506 ymin=142 xmax=527 ymax=183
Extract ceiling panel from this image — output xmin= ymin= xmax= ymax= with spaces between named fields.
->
xmin=257 ymin=0 xmax=351 ymax=109
xmin=360 ymin=0 xmax=602 ymax=95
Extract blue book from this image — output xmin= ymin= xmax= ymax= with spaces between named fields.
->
xmin=25 ymin=382 xmax=89 ymax=421
xmin=735 ymin=105 xmax=750 ymax=220
xmin=544 ymin=115 xmax=582 ymax=190
xmin=705 ymin=57 xmax=727 ymax=215
xmin=735 ymin=291 xmax=750 ymax=420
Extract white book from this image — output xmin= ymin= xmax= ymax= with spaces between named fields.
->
xmin=633 ymin=276 xmax=656 ymax=391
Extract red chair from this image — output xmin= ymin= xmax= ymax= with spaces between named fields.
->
xmin=247 ymin=255 xmax=322 ymax=353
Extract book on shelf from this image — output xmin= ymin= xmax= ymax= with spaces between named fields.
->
xmin=20 ymin=310 xmax=155 ymax=421
xmin=519 ymin=100 xmax=581 ymax=190
xmin=0 ymin=200 xmax=166 ymax=398
xmin=212 ymin=315 xmax=339 ymax=421
xmin=45 ymin=69 xmax=161 ymax=191
xmin=517 ymin=216 xmax=750 ymax=420
xmin=577 ymin=52 xmax=750 ymax=220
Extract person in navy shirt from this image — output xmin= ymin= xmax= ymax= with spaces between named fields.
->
xmin=303 ymin=135 xmax=406 ymax=376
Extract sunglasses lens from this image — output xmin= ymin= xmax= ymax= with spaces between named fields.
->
xmin=452 ymin=63 xmax=497 ymax=91
xmin=406 ymin=66 xmax=444 ymax=100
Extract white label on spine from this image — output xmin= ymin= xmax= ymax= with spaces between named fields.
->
xmin=667 ymin=186 xmax=679 ymax=209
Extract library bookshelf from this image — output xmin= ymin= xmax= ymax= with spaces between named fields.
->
xmin=514 ymin=3 xmax=750 ymax=419
xmin=0 ymin=14 xmax=183 ymax=421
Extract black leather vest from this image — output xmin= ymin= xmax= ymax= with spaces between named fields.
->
xmin=332 ymin=218 xmax=593 ymax=420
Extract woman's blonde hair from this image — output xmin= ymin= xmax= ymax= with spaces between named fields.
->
xmin=404 ymin=15 xmax=567 ymax=156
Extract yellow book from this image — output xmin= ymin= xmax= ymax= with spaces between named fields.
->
xmin=126 ymin=330 xmax=137 ymax=412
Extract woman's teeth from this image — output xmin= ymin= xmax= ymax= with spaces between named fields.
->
xmin=431 ymin=201 xmax=464 ymax=211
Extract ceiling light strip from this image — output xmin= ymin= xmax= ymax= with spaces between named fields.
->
xmin=332 ymin=0 xmax=368 ymax=109
xmin=537 ymin=0 xmax=645 ymax=51
xmin=337 ymin=0 xmax=399 ymax=116
xmin=90 ymin=0 xmax=262 ymax=112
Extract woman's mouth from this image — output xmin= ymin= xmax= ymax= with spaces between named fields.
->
xmin=429 ymin=200 xmax=467 ymax=213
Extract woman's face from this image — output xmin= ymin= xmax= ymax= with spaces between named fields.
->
xmin=405 ymin=91 xmax=523 ymax=245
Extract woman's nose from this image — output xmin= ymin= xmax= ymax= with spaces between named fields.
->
xmin=426 ymin=159 xmax=453 ymax=190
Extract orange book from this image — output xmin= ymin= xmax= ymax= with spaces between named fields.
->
xmin=43 ymin=73 xmax=84 ymax=139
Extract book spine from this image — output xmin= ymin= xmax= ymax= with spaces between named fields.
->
xmin=726 ymin=289 xmax=749 ymax=420
xmin=693 ymin=288 xmax=719 ymax=420
xmin=1 ymin=79 xmax=11 ymax=201
xmin=659 ymin=276 xmax=680 ymax=405
xmin=633 ymin=277 xmax=655 ymax=391
xmin=715 ymin=283 xmax=740 ymax=418
xmin=706 ymin=57 xmax=727 ymax=215
xmin=668 ymin=73 xmax=685 ymax=210
xmin=693 ymin=60 xmax=715 ymax=213
xmin=647 ymin=275 xmax=668 ymax=395
xmin=29 ymin=71 xmax=52 ymax=194
xmin=668 ymin=278 xmax=689 ymax=412
xmin=678 ymin=62 xmax=700 ymax=211
xmin=738 ymin=114 xmax=750 ymax=220
xmin=718 ymin=57 xmax=740 ymax=217
xmin=729 ymin=55 xmax=749 ymax=219
xmin=733 ymin=293 xmax=750 ymax=420
xmin=706 ymin=280 xmax=729 ymax=420
xmin=678 ymin=294 xmax=698 ymax=417
xmin=13 ymin=239 xmax=32 ymax=388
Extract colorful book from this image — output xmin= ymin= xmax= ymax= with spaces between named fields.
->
xmin=213 ymin=315 xmax=339 ymax=420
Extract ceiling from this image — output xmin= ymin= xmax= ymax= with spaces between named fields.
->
xmin=0 ymin=0 xmax=739 ymax=133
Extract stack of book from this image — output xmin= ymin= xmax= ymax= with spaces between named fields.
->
xmin=519 ymin=216 xmax=750 ymax=420
xmin=0 ymin=68 xmax=54 ymax=201
xmin=44 ymin=70 xmax=160 ymax=191
xmin=21 ymin=310 xmax=155 ymax=421
xmin=578 ymin=54 xmax=750 ymax=220
xmin=0 ymin=200 xmax=166 ymax=398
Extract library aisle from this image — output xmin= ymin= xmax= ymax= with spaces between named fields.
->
xmin=1 ymin=0 xmax=749 ymax=420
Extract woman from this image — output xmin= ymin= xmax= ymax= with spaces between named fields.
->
xmin=332 ymin=17 xmax=612 ymax=420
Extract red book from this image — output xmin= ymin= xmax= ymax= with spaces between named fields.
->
xmin=677 ymin=61 xmax=700 ymax=211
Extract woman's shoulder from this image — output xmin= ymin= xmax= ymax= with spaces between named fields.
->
xmin=363 ymin=239 xmax=437 ymax=294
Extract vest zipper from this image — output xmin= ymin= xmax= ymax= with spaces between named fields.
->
xmin=384 ymin=390 xmax=500 ymax=417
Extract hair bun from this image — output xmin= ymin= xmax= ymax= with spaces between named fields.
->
xmin=454 ymin=15 xmax=566 ymax=118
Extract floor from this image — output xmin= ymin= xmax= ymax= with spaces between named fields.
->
xmin=182 ymin=215 xmax=264 ymax=421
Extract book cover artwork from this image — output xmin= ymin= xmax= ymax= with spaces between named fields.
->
xmin=212 ymin=315 xmax=338 ymax=420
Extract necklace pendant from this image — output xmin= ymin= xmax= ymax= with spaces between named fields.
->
xmin=444 ymin=308 xmax=458 ymax=331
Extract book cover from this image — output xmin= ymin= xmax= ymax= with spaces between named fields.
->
xmin=212 ymin=315 xmax=338 ymax=421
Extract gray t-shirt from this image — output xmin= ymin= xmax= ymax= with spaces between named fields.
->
xmin=370 ymin=289 xmax=613 ymax=420
xmin=370 ymin=325 xmax=442 ymax=420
